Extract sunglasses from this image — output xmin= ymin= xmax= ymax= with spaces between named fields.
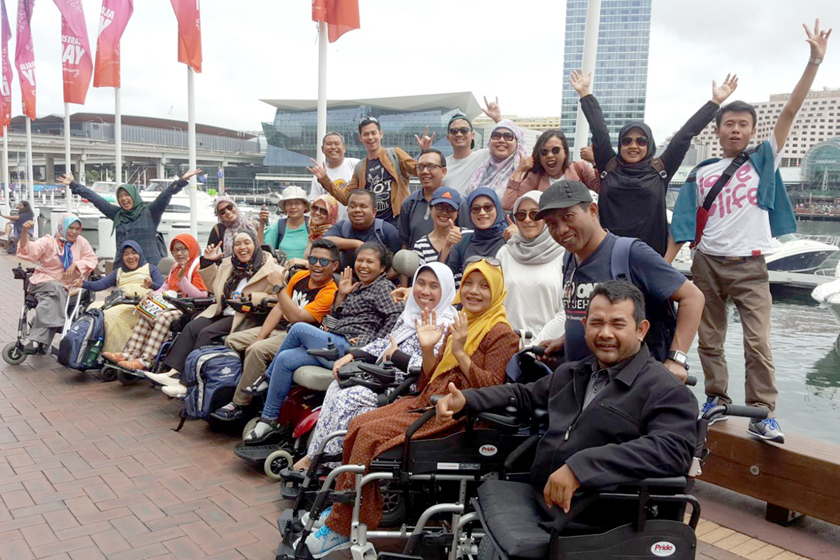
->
xmin=470 ymin=204 xmax=496 ymax=215
xmin=513 ymin=210 xmax=541 ymax=222
xmin=308 ymin=256 xmax=336 ymax=267
xmin=620 ymin=136 xmax=649 ymax=147
xmin=490 ymin=132 xmax=516 ymax=142
xmin=449 ymin=127 xmax=471 ymax=136
xmin=312 ymin=206 xmax=330 ymax=217
xmin=417 ymin=163 xmax=444 ymax=172
xmin=539 ymin=146 xmax=563 ymax=157
xmin=217 ymin=204 xmax=235 ymax=216
xmin=465 ymin=255 xmax=501 ymax=267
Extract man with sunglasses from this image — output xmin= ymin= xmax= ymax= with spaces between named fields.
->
xmin=398 ymin=149 xmax=449 ymax=254
xmin=212 ymin=240 xmax=340 ymax=422
xmin=307 ymin=132 xmax=359 ymax=223
xmin=309 ymin=117 xmax=416 ymax=226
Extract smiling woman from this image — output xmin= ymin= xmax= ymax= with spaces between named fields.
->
xmin=446 ymin=188 xmax=507 ymax=286
xmin=467 ymin=120 xmax=527 ymax=199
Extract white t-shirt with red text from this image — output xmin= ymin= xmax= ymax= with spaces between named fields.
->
xmin=696 ymin=134 xmax=783 ymax=257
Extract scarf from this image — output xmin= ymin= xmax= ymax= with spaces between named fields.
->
xmin=613 ymin=121 xmax=658 ymax=179
xmin=215 ymin=196 xmax=257 ymax=257
xmin=390 ymin=262 xmax=458 ymax=346
xmin=111 ymin=184 xmax=146 ymax=234
xmin=431 ymin=260 xmax=510 ymax=382
xmin=468 ymin=119 xmax=527 ymax=198
xmin=223 ymin=231 xmax=265 ymax=300
xmin=117 ymin=240 xmax=147 ymax=272
xmin=166 ymin=234 xmax=207 ymax=293
xmin=506 ymin=191 xmax=565 ymax=265
xmin=463 ymin=188 xmax=507 ymax=262
xmin=309 ymin=194 xmax=340 ymax=242
xmin=55 ymin=214 xmax=81 ymax=271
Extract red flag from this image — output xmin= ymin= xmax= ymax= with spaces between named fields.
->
xmin=94 ymin=0 xmax=133 ymax=88
xmin=312 ymin=0 xmax=360 ymax=43
xmin=14 ymin=0 xmax=35 ymax=120
xmin=1 ymin=0 xmax=13 ymax=131
xmin=170 ymin=0 xmax=201 ymax=72
xmin=53 ymin=0 xmax=94 ymax=104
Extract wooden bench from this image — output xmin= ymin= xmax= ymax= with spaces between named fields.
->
xmin=702 ymin=417 xmax=840 ymax=526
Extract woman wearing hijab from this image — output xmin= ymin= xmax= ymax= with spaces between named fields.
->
xmin=303 ymin=259 xmax=519 ymax=557
xmin=16 ymin=214 xmax=98 ymax=354
xmin=59 ymin=170 xmax=202 ymax=266
xmin=104 ymin=234 xmax=209 ymax=371
xmin=202 ymin=197 xmax=259 ymax=267
xmin=291 ymin=262 xmax=458 ymax=473
xmin=569 ymin=69 xmax=738 ymax=257
xmin=466 ymin=119 xmax=527 ymax=199
xmin=502 ymin=129 xmax=600 ymax=211
xmin=496 ymin=192 xmax=566 ymax=341
xmin=74 ymin=241 xmax=164 ymax=354
xmin=305 ymin=194 xmax=340 ymax=256
xmin=446 ymin=187 xmax=507 ymax=285
xmin=153 ymin=231 xmax=284 ymax=393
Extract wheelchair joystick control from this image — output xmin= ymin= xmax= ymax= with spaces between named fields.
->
xmin=505 ymin=396 xmax=518 ymax=416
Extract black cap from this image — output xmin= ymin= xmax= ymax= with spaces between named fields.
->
xmin=535 ymin=180 xmax=593 ymax=219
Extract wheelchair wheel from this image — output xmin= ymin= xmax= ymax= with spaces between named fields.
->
xmin=116 ymin=370 xmax=141 ymax=385
xmin=264 ymin=449 xmax=294 ymax=481
xmin=242 ymin=417 xmax=260 ymax=440
xmin=379 ymin=479 xmax=406 ymax=528
xmin=477 ymin=535 xmax=497 ymax=560
xmin=2 ymin=342 xmax=26 ymax=365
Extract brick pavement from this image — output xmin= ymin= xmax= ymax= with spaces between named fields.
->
xmin=0 ymin=253 xmax=815 ymax=560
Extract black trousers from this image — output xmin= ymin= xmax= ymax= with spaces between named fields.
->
xmin=163 ymin=315 xmax=234 ymax=373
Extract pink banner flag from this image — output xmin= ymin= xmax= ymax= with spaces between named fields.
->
xmin=94 ymin=0 xmax=132 ymax=88
xmin=170 ymin=0 xmax=201 ymax=72
xmin=53 ymin=0 xmax=93 ymax=104
xmin=1 ymin=0 xmax=13 ymax=131
xmin=14 ymin=0 xmax=35 ymax=120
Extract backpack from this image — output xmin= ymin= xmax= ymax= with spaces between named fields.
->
xmin=274 ymin=216 xmax=310 ymax=250
xmin=600 ymin=156 xmax=667 ymax=180
xmin=175 ymin=345 xmax=242 ymax=430
xmin=57 ymin=309 xmax=105 ymax=371
xmin=338 ymin=218 xmax=389 ymax=248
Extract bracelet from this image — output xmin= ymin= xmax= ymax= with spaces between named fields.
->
xmin=809 ymin=57 xmax=823 ymax=65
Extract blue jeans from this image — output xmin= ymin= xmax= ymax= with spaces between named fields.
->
xmin=261 ymin=323 xmax=350 ymax=420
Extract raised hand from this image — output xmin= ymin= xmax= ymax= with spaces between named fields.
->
xmin=444 ymin=221 xmax=462 ymax=247
xmin=307 ymin=158 xmax=329 ymax=181
xmin=414 ymin=126 xmax=435 ymax=150
xmin=57 ymin=173 xmax=74 ymax=186
xmin=711 ymin=73 xmax=739 ymax=105
xmin=481 ymin=96 xmax=502 ymax=122
xmin=579 ymin=145 xmax=595 ymax=165
xmin=338 ymin=266 xmax=360 ymax=296
xmin=569 ymin=69 xmax=592 ymax=97
xmin=517 ymin=156 xmax=535 ymax=173
xmin=181 ymin=169 xmax=204 ymax=181
xmin=415 ymin=308 xmax=445 ymax=351
xmin=503 ymin=214 xmax=519 ymax=241
xmin=21 ymin=220 xmax=35 ymax=232
xmin=435 ymin=382 xmax=466 ymax=422
xmin=450 ymin=311 xmax=469 ymax=354
xmin=204 ymin=242 xmax=222 ymax=261
xmin=804 ymin=18 xmax=832 ymax=59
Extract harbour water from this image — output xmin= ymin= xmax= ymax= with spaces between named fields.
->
xmin=687 ymin=219 xmax=840 ymax=444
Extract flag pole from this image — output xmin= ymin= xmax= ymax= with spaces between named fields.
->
xmin=316 ymin=20 xmax=327 ymax=165
xmin=2 ymin=126 xmax=9 ymax=215
xmin=115 ymin=86 xmax=122 ymax=184
xmin=25 ymin=115 xmax=32 ymax=203
xmin=187 ymin=65 xmax=197 ymax=238
xmin=63 ymin=102 xmax=73 ymax=209
xmin=572 ymin=0 xmax=601 ymax=160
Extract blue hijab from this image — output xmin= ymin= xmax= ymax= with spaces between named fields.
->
xmin=463 ymin=187 xmax=507 ymax=260
xmin=55 ymin=214 xmax=81 ymax=271
xmin=117 ymin=240 xmax=147 ymax=272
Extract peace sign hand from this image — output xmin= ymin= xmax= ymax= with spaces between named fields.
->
xmin=414 ymin=126 xmax=435 ymax=150
xmin=204 ymin=242 xmax=222 ymax=261
xmin=804 ymin=18 xmax=832 ymax=59
xmin=481 ymin=96 xmax=502 ymax=122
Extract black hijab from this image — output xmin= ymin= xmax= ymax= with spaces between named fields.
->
xmin=463 ymin=187 xmax=507 ymax=261
xmin=614 ymin=121 xmax=657 ymax=179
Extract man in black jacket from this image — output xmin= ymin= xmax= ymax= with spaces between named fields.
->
xmin=436 ymin=280 xmax=698 ymax=518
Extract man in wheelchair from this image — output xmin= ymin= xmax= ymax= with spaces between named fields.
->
xmin=436 ymin=280 xmax=699 ymax=559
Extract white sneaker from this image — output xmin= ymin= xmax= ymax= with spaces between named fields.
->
xmin=162 ymin=384 xmax=187 ymax=398
xmin=301 ymin=506 xmax=332 ymax=530
xmin=304 ymin=525 xmax=350 ymax=558
xmin=144 ymin=370 xmax=182 ymax=387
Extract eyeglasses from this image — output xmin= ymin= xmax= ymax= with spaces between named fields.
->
xmin=513 ymin=210 xmax=541 ymax=222
xmin=490 ymin=132 xmax=516 ymax=142
xmin=417 ymin=163 xmax=444 ymax=172
xmin=449 ymin=127 xmax=471 ymax=136
xmin=465 ymin=255 xmax=501 ymax=267
xmin=217 ymin=204 xmax=235 ymax=216
xmin=312 ymin=206 xmax=330 ymax=217
xmin=470 ymin=204 xmax=496 ymax=215
xmin=432 ymin=203 xmax=457 ymax=214
xmin=620 ymin=136 xmax=649 ymax=147
xmin=171 ymin=246 xmax=190 ymax=254
xmin=539 ymin=146 xmax=563 ymax=157
xmin=308 ymin=256 xmax=336 ymax=267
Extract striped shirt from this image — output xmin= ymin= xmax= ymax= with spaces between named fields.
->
xmin=412 ymin=230 xmax=473 ymax=265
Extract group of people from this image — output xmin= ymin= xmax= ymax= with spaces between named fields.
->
xmin=8 ymin=19 xmax=830 ymax=559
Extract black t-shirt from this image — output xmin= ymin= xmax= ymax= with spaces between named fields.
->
xmin=562 ymin=233 xmax=686 ymax=362
xmin=366 ymin=158 xmax=395 ymax=224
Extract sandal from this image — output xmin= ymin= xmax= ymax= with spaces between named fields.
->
xmin=243 ymin=419 xmax=288 ymax=445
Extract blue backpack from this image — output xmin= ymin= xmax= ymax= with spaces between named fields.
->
xmin=57 ymin=309 xmax=105 ymax=371
xmin=175 ymin=345 xmax=242 ymax=430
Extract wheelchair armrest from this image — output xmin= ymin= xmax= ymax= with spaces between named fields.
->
xmin=164 ymin=295 xmax=215 ymax=316
xmin=357 ymin=362 xmax=398 ymax=385
xmin=623 ymin=477 xmax=688 ymax=489
xmin=306 ymin=342 xmax=340 ymax=360
xmin=376 ymin=373 xmax=418 ymax=406
xmin=504 ymin=433 xmax=541 ymax=473
xmin=521 ymin=346 xmax=546 ymax=356
xmin=402 ymin=408 xmax=437 ymax=468
xmin=475 ymin=411 xmax=520 ymax=429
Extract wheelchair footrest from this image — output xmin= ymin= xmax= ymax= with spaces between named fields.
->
xmin=280 ymin=484 xmax=301 ymax=500
xmin=275 ymin=540 xmax=313 ymax=560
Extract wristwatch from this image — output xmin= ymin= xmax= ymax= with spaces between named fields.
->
xmin=667 ymin=350 xmax=689 ymax=371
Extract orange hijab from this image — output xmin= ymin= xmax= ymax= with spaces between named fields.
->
xmin=167 ymin=234 xmax=207 ymax=293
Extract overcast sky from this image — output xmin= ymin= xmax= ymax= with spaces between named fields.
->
xmin=13 ymin=0 xmax=840 ymax=143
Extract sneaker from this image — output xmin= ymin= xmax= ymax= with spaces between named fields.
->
xmin=301 ymin=506 xmax=332 ymax=530
xmin=748 ymin=418 xmax=785 ymax=444
xmin=144 ymin=370 xmax=182 ymax=387
xmin=304 ymin=525 xmax=351 ymax=558
xmin=699 ymin=396 xmax=728 ymax=424
xmin=210 ymin=402 xmax=245 ymax=422
xmin=23 ymin=341 xmax=43 ymax=355
xmin=162 ymin=384 xmax=187 ymax=398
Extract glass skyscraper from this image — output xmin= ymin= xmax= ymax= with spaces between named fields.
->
xmin=561 ymin=0 xmax=653 ymax=149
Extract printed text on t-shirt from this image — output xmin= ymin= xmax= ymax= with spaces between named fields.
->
xmin=698 ymin=165 xmax=758 ymax=219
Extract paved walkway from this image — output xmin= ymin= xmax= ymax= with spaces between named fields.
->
xmin=0 ymin=253 xmax=827 ymax=560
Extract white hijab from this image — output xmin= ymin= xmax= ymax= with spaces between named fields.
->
xmin=390 ymin=261 xmax=458 ymax=345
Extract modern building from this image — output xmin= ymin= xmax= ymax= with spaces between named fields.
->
xmin=693 ymin=89 xmax=840 ymax=168
xmin=560 ymin=0 xmax=653 ymax=149
xmin=473 ymin=115 xmax=563 ymax=132
xmin=802 ymin=137 xmax=840 ymax=186
xmin=261 ymin=93 xmax=483 ymax=174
